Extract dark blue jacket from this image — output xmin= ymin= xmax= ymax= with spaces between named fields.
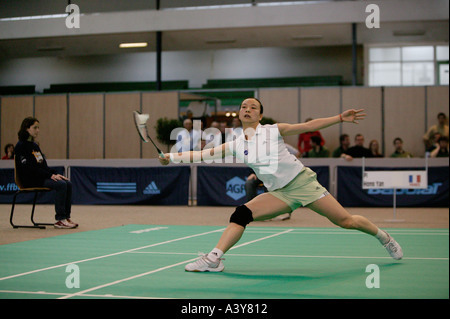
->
xmin=14 ymin=140 xmax=56 ymax=187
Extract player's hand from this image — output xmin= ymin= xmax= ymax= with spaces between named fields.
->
xmin=51 ymin=174 xmax=69 ymax=181
xmin=341 ymin=109 xmax=366 ymax=124
xmin=159 ymin=153 xmax=170 ymax=165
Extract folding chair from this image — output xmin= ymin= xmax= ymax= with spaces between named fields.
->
xmin=9 ymin=158 xmax=53 ymax=229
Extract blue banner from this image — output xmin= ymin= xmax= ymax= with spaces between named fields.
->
xmin=70 ymin=166 xmax=190 ymax=205
xmin=197 ymin=166 xmax=330 ymax=206
xmin=0 ymin=167 xmax=65 ymax=204
xmin=197 ymin=166 xmax=252 ymax=206
xmin=337 ymin=166 xmax=449 ymax=207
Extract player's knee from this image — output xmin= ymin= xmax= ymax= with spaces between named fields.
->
xmin=339 ymin=216 xmax=356 ymax=229
xmin=229 ymin=205 xmax=254 ymax=228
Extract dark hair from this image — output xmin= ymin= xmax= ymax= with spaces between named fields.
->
xmin=393 ymin=137 xmax=403 ymax=144
xmin=4 ymin=143 xmax=14 ymax=155
xmin=310 ymin=135 xmax=322 ymax=145
xmin=18 ymin=117 xmax=39 ymax=142
xmin=240 ymin=98 xmax=264 ymax=114
xmin=339 ymin=134 xmax=349 ymax=143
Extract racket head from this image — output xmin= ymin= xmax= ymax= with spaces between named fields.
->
xmin=133 ymin=110 xmax=151 ymax=143
xmin=133 ymin=111 xmax=165 ymax=157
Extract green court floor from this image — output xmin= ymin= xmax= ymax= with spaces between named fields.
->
xmin=0 ymin=225 xmax=448 ymax=299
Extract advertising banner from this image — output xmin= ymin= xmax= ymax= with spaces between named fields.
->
xmin=70 ymin=166 xmax=190 ymax=205
xmin=337 ymin=166 xmax=448 ymax=207
xmin=0 ymin=167 xmax=65 ymax=204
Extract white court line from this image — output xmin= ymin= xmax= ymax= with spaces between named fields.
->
xmin=245 ymin=230 xmax=449 ymax=236
xmin=247 ymin=228 xmax=448 ymax=233
xmin=58 ymin=257 xmax=201 ymax=299
xmin=229 ymin=229 xmax=294 ymax=250
xmin=59 ymin=228 xmax=294 ymax=299
xmin=128 ymin=251 xmax=449 ymax=261
xmin=0 ymin=290 xmax=171 ymax=299
xmin=0 ymin=228 xmax=225 ymax=282
xmin=226 ymin=254 xmax=449 ymax=261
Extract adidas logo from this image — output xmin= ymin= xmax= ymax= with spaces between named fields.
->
xmin=143 ymin=181 xmax=161 ymax=195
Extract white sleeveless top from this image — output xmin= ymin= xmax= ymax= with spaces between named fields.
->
xmin=228 ymin=124 xmax=304 ymax=191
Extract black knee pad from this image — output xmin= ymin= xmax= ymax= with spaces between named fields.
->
xmin=229 ymin=205 xmax=253 ymax=228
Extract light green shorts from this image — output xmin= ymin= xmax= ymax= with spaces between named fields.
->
xmin=269 ymin=167 xmax=329 ymax=211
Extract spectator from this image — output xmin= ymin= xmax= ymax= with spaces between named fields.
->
xmin=230 ymin=117 xmax=243 ymax=141
xmin=423 ymin=112 xmax=449 ymax=150
xmin=306 ymin=135 xmax=330 ymax=157
xmin=224 ymin=117 xmax=243 ymax=143
xmin=332 ymin=134 xmax=352 ymax=161
xmin=203 ymin=121 xmax=222 ymax=149
xmin=14 ymin=117 xmax=77 ymax=229
xmin=2 ymin=143 xmax=14 ymax=160
xmin=219 ymin=121 xmax=228 ymax=144
xmin=176 ymin=118 xmax=202 ymax=152
xmin=347 ymin=134 xmax=372 ymax=158
xmin=426 ymin=132 xmax=441 ymax=153
xmin=368 ymin=139 xmax=383 ymax=158
xmin=297 ymin=118 xmax=324 ymax=157
xmin=430 ymin=136 xmax=449 ymax=158
xmin=390 ymin=137 xmax=413 ymax=158
xmin=182 ymin=109 xmax=193 ymax=121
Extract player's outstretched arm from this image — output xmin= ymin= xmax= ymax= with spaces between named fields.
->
xmin=158 ymin=142 xmax=233 ymax=165
xmin=278 ymin=109 xmax=366 ymax=136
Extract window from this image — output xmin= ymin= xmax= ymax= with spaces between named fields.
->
xmin=369 ymin=62 xmax=401 ymax=86
xmin=367 ymin=45 xmax=449 ymax=86
xmin=438 ymin=63 xmax=449 ymax=85
xmin=436 ymin=45 xmax=449 ymax=85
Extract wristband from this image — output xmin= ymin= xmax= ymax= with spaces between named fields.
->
xmin=339 ymin=114 xmax=343 ymax=122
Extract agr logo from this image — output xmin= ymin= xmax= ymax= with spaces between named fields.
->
xmin=226 ymin=177 xmax=246 ymax=201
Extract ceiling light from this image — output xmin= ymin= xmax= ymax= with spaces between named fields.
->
xmin=119 ymin=42 xmax=148 ymax=48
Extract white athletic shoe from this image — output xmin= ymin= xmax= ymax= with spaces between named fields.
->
xmin=383 ymin=232 xmax=403 ymax=260
xmin=54 ymin=219 xmax=76 ymax=229
xmin=185 ymin=254 xmax=225 ymax=272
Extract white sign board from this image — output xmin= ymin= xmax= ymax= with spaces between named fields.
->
xmin=363 ymin=171 xmax=428 ymax=189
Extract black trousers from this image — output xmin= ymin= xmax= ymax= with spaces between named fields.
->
xmin=42 ymin=179 xmax=72 ymax=221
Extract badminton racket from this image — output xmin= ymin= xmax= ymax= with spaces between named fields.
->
xmin=133 ymin=110 xmax=165 ymax=157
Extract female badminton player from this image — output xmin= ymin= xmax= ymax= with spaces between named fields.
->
xmin=159 ymin=98 xmax=403 ymax=272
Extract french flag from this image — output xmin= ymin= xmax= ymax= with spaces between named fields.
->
xmin=409 ymin=175 xmax=421 ymax=183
